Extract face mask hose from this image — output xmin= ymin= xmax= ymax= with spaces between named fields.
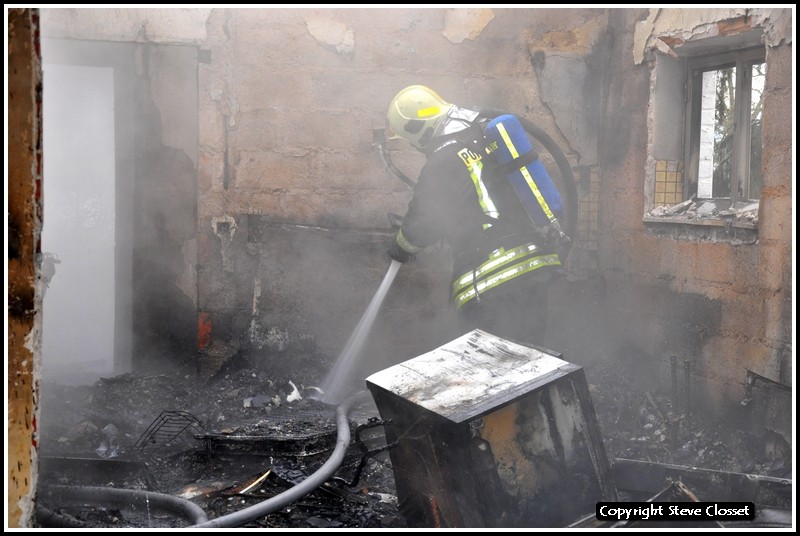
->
xmin=372 ymin=127 xmax=416 ymax=188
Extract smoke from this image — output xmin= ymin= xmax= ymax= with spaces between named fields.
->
xmin=41 ymin=60 xmax=117 ymax=385
xmin=317 ymin=259 xmax=402 ymax=404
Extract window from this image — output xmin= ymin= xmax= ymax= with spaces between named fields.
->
xmin=685 ymin=48 xmax=766 ymax=204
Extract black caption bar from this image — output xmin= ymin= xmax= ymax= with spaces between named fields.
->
xmin=596 ymin=502 xmax=755 ymax=522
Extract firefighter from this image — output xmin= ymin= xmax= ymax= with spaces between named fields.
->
xmin=385 ymin=85 xmax=563 ymax=346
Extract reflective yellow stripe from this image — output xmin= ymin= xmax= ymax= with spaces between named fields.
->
xmin=458 ymin=148 xmax=498 ymax=230
xmin=495 ymin=122 xmax=556 ymax=222
xmin=496 ymin=122 xmax=520 ymax=159
xmin=417 ymin=106 xmax=440 ymax=118
xmin=520 ymin=166 xmax=556 ymax=222
xmin=452 ymin=253 xmax=561 ymax=309
xmin=451 ymin=243 xmax=539 ymax=296
xmin=396 ymin=229 xmax=422 ymax=254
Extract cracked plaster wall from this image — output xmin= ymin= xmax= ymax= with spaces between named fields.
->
xmin=633 ymin=7 xmax=792 ymax=64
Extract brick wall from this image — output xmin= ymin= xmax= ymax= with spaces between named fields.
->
xmin=30 ymin=7 xmax=792 ymax=416
xmin=590 ymin=9 xmax=793 ymax=414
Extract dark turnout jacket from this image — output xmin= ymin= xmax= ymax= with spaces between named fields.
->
xmin=393 ymin=123 xmax=561 ymax=310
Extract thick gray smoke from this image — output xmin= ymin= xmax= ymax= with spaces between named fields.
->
xmin=41 ymin=60 xmax=119 ymax=385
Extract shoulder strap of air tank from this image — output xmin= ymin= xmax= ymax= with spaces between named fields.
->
xmin=495 ymin=149 xmax=540 ymax=177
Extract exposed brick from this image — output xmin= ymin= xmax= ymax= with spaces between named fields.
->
xmin=210 ymin=188 xmax=410 ymax=229
xmin=608 ymin=190 xmax=645 ymax=231
xmin=232 ymin=107 xmax=362 ymax=152
xmin=730 ymin=244 xmax=759 ymax=294
xmin=198 ymin=190 xmax=228 ymax=221
xmin=230 ymin=12 xmax=311 ymax=67
xmin=310 ymin=151 xmax=400 ymax=191
xmin=198 ymin=63 xmax=227 ymax=105
xmin=758 ymin=195 xmax=791 ymax=242
xmin=762 ymin=290 xmax=788 ymax=341
xmin=229 ymin=110 xmax=280 ymax=152
xmin=41 ymin=7 xmax=210 ymax=44
xmin=52 ymin=7 xmax=785 ymax=422
xmin=283 ymin=110 xmax=361 ymax=152
xmin=198 ymin=149 xmax=224 ymax=194
xmin=451 ymin=38 xmax=533 ymax=76
xmin=232 ymin=68 xmax=316 ymax=112
xmin=630 ymin=233 xmax=661 ymax=276
xmin=461 ymin=77 xmax=541 ymax=113
xmin=764 ymin=42 xmax=792 ymax=91
xmin=757 ymin=242 xmax=787 ymax=292
xmin=234 ymin=149 xmax=311 ymax=190
xmin=697 ymin=337 xmax=772 ymax=407
xmin=670 ymin=241 xmax=698 ymax=290
xmin=610 ymin=230 xmax=635 ymax=272
xmin=719 ymin=294 xmax=765 ymax=339
xmin=717 ymin=16 xmax=751 ymax=36
xmin=693 ymin=242 xmax=733 ymax=285
xmin=312 ymin=72 xmax=396 ymax=113
xmin=761 ymin=88 xmax=792 ymax=153
xmin=199 ymin=105 xmax=225 ymax=150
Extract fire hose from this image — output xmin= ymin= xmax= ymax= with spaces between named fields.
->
xmin=36 ymin=485 xmax=209 ymax=526
xmin=191 ymin=391 xmax=369 ymax=528
xmin=36 ymin=391 xmax=369 ymax=529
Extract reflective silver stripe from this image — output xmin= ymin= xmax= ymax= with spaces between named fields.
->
xmin=452 ymin=243 xmax=539 ymax=296
xmin=395 ymin=229 xmax=423 ymax=254
xmin=452 ymin=253 xmax=561 ymax=309
xmin=458 ymin=148 xmax=498 ymax=229
xmin=495 ymin=122 xmax=556 ymax=222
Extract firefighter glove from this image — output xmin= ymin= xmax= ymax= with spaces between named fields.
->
xmin=388 ymin=237 xmax=416 ymax=263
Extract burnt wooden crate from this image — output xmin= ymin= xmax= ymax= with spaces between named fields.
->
xmin=366 ymin=329 xmax=617 ymax=528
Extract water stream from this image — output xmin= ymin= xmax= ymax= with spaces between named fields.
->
xmin=317 ymin=260 xmax=402 ymax=404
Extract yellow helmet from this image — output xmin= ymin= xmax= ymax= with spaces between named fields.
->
xmin=386 ymin=85 xmax=453 ymax=149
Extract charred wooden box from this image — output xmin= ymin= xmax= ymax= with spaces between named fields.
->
xmin=366 ymin=329 xmax=617 ymax=528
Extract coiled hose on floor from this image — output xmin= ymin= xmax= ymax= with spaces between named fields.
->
xmin=36 ymin=391 xmax=369 ymax=529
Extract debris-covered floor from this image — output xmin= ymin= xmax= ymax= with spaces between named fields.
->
xmin=36 ymin=349 xmax=791 ymax=528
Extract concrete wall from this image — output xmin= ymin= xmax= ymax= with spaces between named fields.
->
xmin=8 ymin=8 xmax=42 ymax=528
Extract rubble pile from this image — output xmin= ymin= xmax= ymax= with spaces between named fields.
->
xmin=37 ymin=348 xmax=790 ymax=528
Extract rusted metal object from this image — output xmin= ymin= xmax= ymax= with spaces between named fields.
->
xmin=366 ymin=329 xmax=617 ymax=528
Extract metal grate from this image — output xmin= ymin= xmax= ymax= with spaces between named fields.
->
xmin=134 ymin=411 xmax=205 ymax=455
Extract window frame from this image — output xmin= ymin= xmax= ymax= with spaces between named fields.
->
xmin=683 ymin=46 xmax=766 ymax=206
